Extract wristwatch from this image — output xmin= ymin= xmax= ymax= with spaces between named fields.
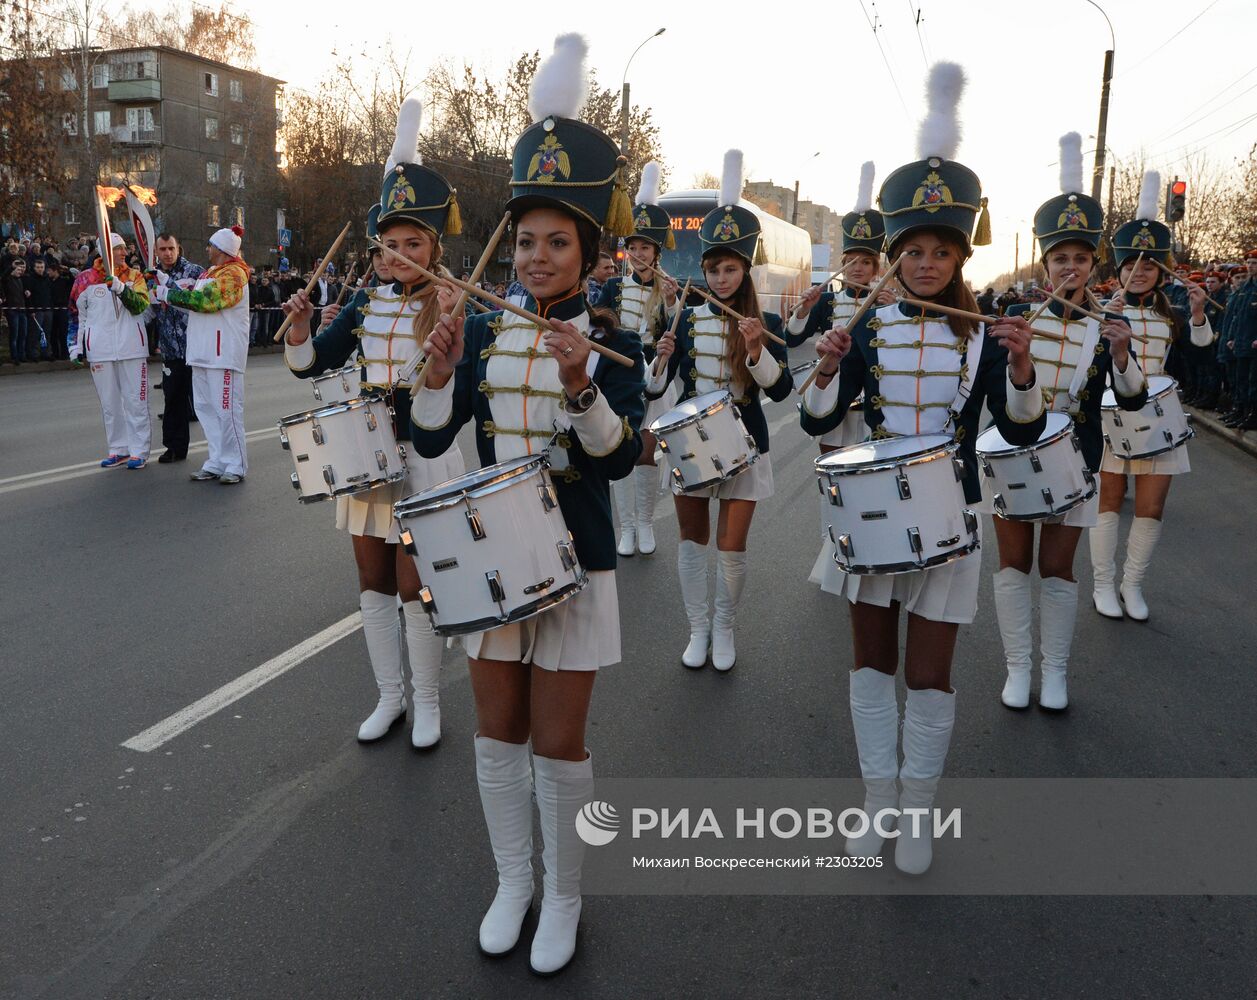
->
xmin=563 ymin=381 xmax=598 ymax=413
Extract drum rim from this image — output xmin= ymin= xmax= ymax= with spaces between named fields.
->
xmin=1100 ymin=374 xmax=1176 ymax=409
xmin=991 ymin=480 xmax=1097 ymax=521
xmin=428 ymin=574 xmax=588 ymax=636
xmin=672 ymin=453 xmax=759 ymax=493
xmin=975 ymin=411 xmax=1074 ymax=457
xmin=1105 ymin=426 xmax=1194 ymax=460
xmin=312 ymin=364 xmax=362 ymax=383
xmin=814 ymin=434 xmax=958 ymax=475
xmin=295 ymin=468 xmax=408 ymax=503
xmin=835 ymin=537 xmax=979 ymax=575
xmin=278 ymin=394 xmax=390 ymax=427
xmin=648 ymin=389 xmax=735 ymax=434
xmin=393 ymin=454 xmax=549 ymax=517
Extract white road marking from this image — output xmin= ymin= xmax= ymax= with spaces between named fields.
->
xmin=0 ymin=427 xmax=275 ymax=496
xmin=121 ymin=612 xmax=363 ymax=752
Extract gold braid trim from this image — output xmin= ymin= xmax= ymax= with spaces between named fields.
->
xmin=478 ymin=380 xmax=564 ymax=401
xmin=481 ymin=342 xmax=549 ymax=361
xmin=871 ymin=364 xmax=963 ymax=378
xmin=870 ymin=395 xmax=953 ymax=411
xmin=870 ymin=338 xmax=968 ymax=352
xmin=483 ymin=422 xmax=571 ymax=448
xmin=550 ymin=467 xmax=582 ymax=484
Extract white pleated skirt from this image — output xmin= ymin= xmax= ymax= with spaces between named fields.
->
xmin=336 ymin=444 xmax=465 ymax=543
xmin=461 ymin=570 xmax=620 ymax=671
xmin=671 ymin=452 xmax=774 ymax=502
xmin=1100 ymin=442 xmax=1190 ymax=476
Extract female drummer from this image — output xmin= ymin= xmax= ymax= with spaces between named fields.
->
xmin=281 ymin=97 xmax=465 ymax=749
xmin=410 ymin=34 xmax=644 ymax=975
xmin=988 ymin=134 xmax=1147 ymax=713
xmin=594 ymin=160 xmax=679 ymax=557
xmin=1089 ymin=170 xmax=1214 ymax=622
xmin=801 ymin=63 xmax=1045 ymax=874
xmin=648 ymin=149 xmax=793 ymax=673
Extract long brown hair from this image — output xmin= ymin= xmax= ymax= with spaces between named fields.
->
xmin=889 ymin=230 xmax=979 ymax=340
xmin=1118 ymin=263 xmax=1184 ymax=340
xmin=629 ymin=238 xmax=667 ymax=337
xmin=703 ymin=251 xmax=764 ymax=393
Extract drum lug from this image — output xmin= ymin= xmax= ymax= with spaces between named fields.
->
xmin=1112 ymin=412 xmax=1123 ymax=427
xmin=993 ymin=493 xmax=1007 ymax=512
xmin=696 ymin=422 xmax=710 ymax=442
xmin=1029 ymin=452 xmax=1043 ymax=473
xmin=279 ymin=430 xmax=290 ymax=451
xmin=465 ymin=508 xmax=486 ymax=540
xmin=827 ymin=483 xmax=842 ymax=507
xmin=1070 ymin=434 xmax=1081 ymax=452
xmin=537 ymin=482 xmax=558 ymax=511
xmin=1153 ymin=400 xmax=1164 ymax=417
xmin=906 ymin=526 xmax=924 ymax=556
xmin=959 ymin=457 xmax=971 ymax=482
xmin=670 ymin=467 xmax=684 ymax=485
xmin=365 ymin=409 xmax=378 ymax=432
xmin=712 ymin=455 xmax=725 ymax=474
xmin=524 ymin=577 xmax=555 ymax=595
xmin=313 ymin=384 xmax=324 ymax=402
xmin=1083 ymin=468 xmax=1096 ymax=486
xmin=399 ymin=529 xmax=417 ymax=556
xmin=312 ymin=420 xmax=325 ymax=445
xmin=557 ymin=539 xmax=577 ymax=572
xmin=1162 ymin=429 xmax=1174 ymax=444
xmin=837 ymin=533 xmax=854 ymax=559
xmin=657 ymin=438 xmax=669 ymax=452
xmin=485 ymin=570 xmax=506 ymax=607
xmin=322 ymin=465 xmax=335 ymax=487
xmin=418 ymin=585 xmax=436 ymax=613
xmin=398 ymin=443 xmax=407 ymax=461
xmin=744 ymin=433 xmax=757 ymax=452
xmin=375 ymin=449 xmax=388 ymax=472
xmin=896 ymin=472 xmax=911 ymax=500
xmin=290 ymin=472 xmax=300 ymax=490
xmin=1041 ymin=487 xmax=1055 ymax=508
xmin=680 ymin=452 xmax=696 ymax=461
xmin=963 ymin=509 xmax=978 ymax=535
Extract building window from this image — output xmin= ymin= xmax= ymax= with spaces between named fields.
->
xmin=91 ymin=63 xmax=109 ymax=89
xmin=126 ymin=107 xmax=154 ymax=136
xmin=232 ymin=206 xmax=244 ymax=227
xmin=204 ymin=71 xmax=218 ymax=97
xmin=206 ymin=161 xmax=220 ymax=183
xmin=65 ymin=203 xmax=79 ymax=225
xmin=205 ymin=116 xmax=219 ymax=140
xmin=93 ymin=110 xmax=111 ymax=136
xmin=229 ymin=79 xmax=243 ymax=102
xmin=207 ymin=203 xmax=220 ymax=227
xmin=60 ymin=67 xmax=78 ymax=91
xmin=61 ymin=112 xmax=78 ymax=136
xmin=230 ymin=164 xmax=244 ymax=189
xmin=36 ymin=70 xmax=45 ymax=92
xmin=230 ymin=123 xmax=243 ymax=145
xmin=462 ymin=254 xmax=473 ymax=269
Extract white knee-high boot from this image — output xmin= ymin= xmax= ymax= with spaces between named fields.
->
xmin=530 ymin=751 xmax=593 ymax=976
xmin=403 ymin=602 xmax=443 ymax=748
xmin=711 ymin=549 xmax=748 ymax=672
xmin=845 ymin=668 xmax=900 ymax=858
xmin=895 ymin=687 xmax=956 ymax=875
xmin=475 ymin=736 xmax=534 ymax=955
xmin=357 ymin=590 xmax=406 ymax=741
xmin=1120 ymin=517 xmax=1162 ymax=622
xmin=1038 ymin=576 xmax=1077 ymax=711
xmin=611 ymin=477 xmax=636 ymax=557
xmin=634 ymin=465 xmax=659 ymax=555
xmin=993 ymin=568 xmax=1033 ymax=709
xmin=1089 ymin=511 xmax=1123 ymax=619
xmin=677 ymin=540 xmax=710 ymax=668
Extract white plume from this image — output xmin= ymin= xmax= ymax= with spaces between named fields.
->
xmin=636 ymin=160 xmax=662 ymax=206
xmin=719 ymin=149 xmax=744 ymax=207
xmin=1136 ymin=169 xmax=1161 ymax=221
xmin=854 ymin=161 xmax=875 ymax=213
xmin=528 ymin=33 xmax=589 ymax=123
xmin=386 ymin=94 xmax=423 ymax=175
xmin=915 ymin=61 xmax=966 ymax=160
xmin=1058 ymin=132 xmax=1083 ymax=194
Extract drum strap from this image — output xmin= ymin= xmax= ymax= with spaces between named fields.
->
xmin=1066 ymin=320 xmax=1104 ymax=411
xmin=946 ymin=331 xmax=983 ymax=427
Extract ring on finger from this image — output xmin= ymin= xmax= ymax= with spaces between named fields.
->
xmin=562 ymin=345 xmax=574 ymax=356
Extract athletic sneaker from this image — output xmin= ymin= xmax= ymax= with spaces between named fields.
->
xmin=126 ymin=457 xmax=147 ymax=470
xmin=100 ymin=454 xmax=126 ymax=468
xmin=189 ymin=470 xmax=220 ymax=481
xmin=218 ymin=473 xmax=243 ymax=485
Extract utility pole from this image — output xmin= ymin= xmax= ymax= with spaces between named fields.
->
xmin=791 ymin=179 xmax=800 ymax=226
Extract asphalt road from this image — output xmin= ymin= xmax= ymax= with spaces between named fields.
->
xmin=2 ymin=355 xmax=1255 ymax=999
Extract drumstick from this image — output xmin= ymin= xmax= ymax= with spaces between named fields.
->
xmin=797 ymin=258 xmax=903 ymax=395
xmin=274 ymin=221 xmax=352 ymax=343
xmin=843 ymin=275 xmax=992 ymax=326
xmin=331 ymin=262 xmax=360 ymax=308
xmin=652 ymin=279 xmax=692 ymax=378
xmin=369 ymin=238 xmax=635 ymax=368
xmin=641 ymin=262 xmax=788 ymax=347
xmin=1147 ymin=256 xmax=1225 ymax=310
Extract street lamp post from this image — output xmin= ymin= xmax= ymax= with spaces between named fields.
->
xmin=791 ymin=151 xmax=821 ymax=226
xmin=1084 ymin=1 xmax=1116 ymax=202
xmin=621 ymin=28 xmax=665 ymax=155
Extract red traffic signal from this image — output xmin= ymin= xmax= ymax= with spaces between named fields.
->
xmin=1168 ymin=180 xmax=1187 ymax=222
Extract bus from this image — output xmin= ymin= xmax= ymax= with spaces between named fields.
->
xmin=657 ymin=190 xmax=813 ymax=319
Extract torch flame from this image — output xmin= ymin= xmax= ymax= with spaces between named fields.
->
xmin=127 ymin=184 xmax=159 ymax=205
xmin=95 ymin=184 xmax=159 ymax=207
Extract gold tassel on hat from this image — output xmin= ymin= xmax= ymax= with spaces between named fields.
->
xmin=973 ymin=197 xmax=992 ymax=246
xmin=444 ymin=190 xmax=463 ymax=237
xmin=664 ymin=227 xmax=676 ymax=251
xmin=1097 ymin=238 xmax=1109 ymax=265
xmin=753 ymin=238 xmax=767 ymax=267
xmin=605 ymin=158 xmax=635 ymax=238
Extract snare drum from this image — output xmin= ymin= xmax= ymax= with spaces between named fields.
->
xmin=814 ymin=434 xmax=978 ymax=575
xmin=1101 ymin=374 xmax=1192 ymax=460
xmin=394 ymin=455 xmax=586 ymax=636
xmin=310 ymin=364 xmax=362 ymax=404
xmin=976 ymin=412 xmax=1095 ymax=521
xmin=278 ymin=394 xmax=407 ymax=503
xmin=648 ymin=389 xmax=759 ymax=493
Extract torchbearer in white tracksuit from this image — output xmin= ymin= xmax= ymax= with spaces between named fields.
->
xmin=67 ymin=233 xmax=153 ymax=469
xmin=154 ymin=225 xmax=251 ymax=484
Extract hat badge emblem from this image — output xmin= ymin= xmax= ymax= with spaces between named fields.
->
xmin=912 ymin=170 xmax=953 ymax=213
xmin=528 ymin=133 xmax=571 ymax=184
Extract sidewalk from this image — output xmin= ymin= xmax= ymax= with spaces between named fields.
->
xmin=1186 ymin=403 xmax=1257 ymax=460
xmin=0 ymin=344 xmax=285 ymax=376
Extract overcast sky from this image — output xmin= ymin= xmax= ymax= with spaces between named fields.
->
xmin=248 ymin=0 xmax=1255 ymax=285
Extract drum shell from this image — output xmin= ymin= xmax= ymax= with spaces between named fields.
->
xmin=649 ymin=390 xmax=759 ymax=493
xmin=394 ymin=459 xmax=587 ymax=636
xmin=279 ymin=395 xmax=407 ymax=503
xmin=976 ymin=413 xmax=1096 ymax=521
xmin=1101 ymin=375 xmax=1193 ymax=460
xmin=815 ymin=437 xmax=978 ymax=575
xmin=310 ymin=365 xmax=361 ymax=404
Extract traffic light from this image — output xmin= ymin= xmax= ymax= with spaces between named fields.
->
xmin=1167 ymin=180 xmax=1187 ymax=222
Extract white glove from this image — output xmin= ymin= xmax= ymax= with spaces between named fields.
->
xmin=154 ymin=270 xmax=170 ymax=287
xmin=109 ymin=276 xmax=126 ymax=294
xmin=153 ymin=284 xmax=169 ymax=303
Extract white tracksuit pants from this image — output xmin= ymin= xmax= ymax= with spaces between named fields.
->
xmin=192 ymin=366 xmax=247 ymax=477
xmin=90 ymin=358 xmax=151 ymax=459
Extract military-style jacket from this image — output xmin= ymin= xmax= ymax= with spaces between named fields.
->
xmin=594 ymin=273 xmax=676 ymax=360
xmin=783 ymin=287 xmax=868 ymax=348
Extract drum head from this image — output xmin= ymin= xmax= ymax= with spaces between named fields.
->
xmin=816 ymin=433 xmax=954 ymax=471
xmin=1103 ymin=373 xmax=1173 ymax=408
xmin=396 ymin=455 xmax=543 ymax=514
xmin=650 ymin=389 xmax=732 ymax=432
xmin=976 ymin=411 xmax=1071 ymax=454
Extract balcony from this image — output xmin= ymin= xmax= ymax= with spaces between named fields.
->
xmin=111 ymin=125 xmax=162 ymax=145
xmin=108 ymin=79 xmax=161 ymax=103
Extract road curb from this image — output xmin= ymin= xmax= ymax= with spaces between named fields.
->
xmin=1186 ymin=405 xmax=1257 ymax=460
xmin=0 ymin=345 xmax=284 ymax=377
